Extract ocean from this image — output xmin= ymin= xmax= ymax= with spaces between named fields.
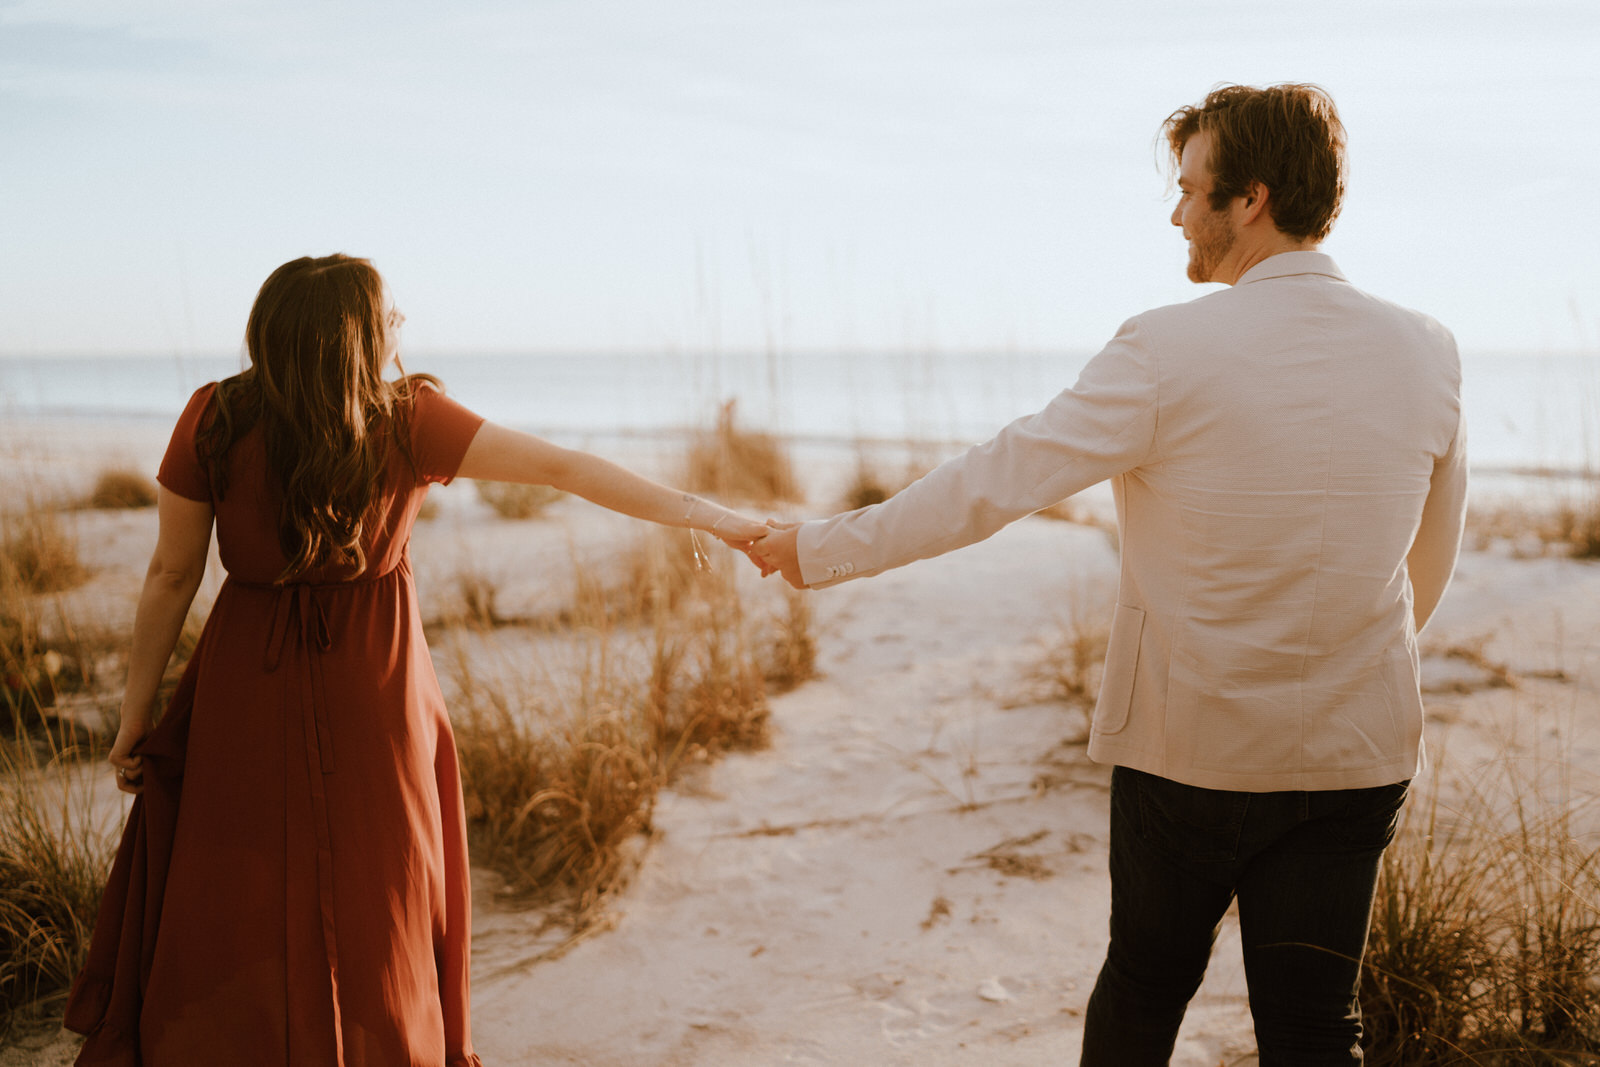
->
xmin=1 ymin=350 xmax=1596 ymax=479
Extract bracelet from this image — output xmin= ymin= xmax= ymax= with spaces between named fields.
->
xmin=682 ymin=495 xmax=711 ymax=572
xmin=683 ymin=495 xmax=731 ymax=533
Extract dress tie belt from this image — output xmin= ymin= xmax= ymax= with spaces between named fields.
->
xmin=262 ymin=583 xmax=337 ymax=772
xmin=264 ymin=583 xmax=332 ymax=672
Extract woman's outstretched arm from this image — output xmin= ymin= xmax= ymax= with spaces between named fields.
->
xmin=110 ymin=487 xmax=214 ymax=794
xmin=455 ymin=421 xmax=767 ymax=543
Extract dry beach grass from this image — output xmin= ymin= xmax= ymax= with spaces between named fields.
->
xmin=473 ymin=479 xmax=565 ymax=520
xmin=446 ymin=526 xmax=784 ymax=928
xmin=0 ymin=735 xmax=110 ymax=1040
xmin=84 ymin=471 xmax=156 ymax=512
xmin=1362 ymin=763 xmax=1600 ymax=1065
xmin=0 ymin=501 xmax=85 ymax=600
xmin=1467 ymin=491 xmax=1600 ymax=561
xmin=1 ymin=496 xmax=111 ymax=742
xmin=684 ymin=399 xmax=800 ymax=506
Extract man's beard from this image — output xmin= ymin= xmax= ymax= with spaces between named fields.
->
xmin=1186 ymin=208 xmax=1237 ymax=283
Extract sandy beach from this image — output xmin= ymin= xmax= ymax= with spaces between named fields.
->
xmin=3 ymin=416 xmax=1598 ymax=1066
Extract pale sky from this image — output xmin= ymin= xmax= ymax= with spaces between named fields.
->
xmin=2 ymin=0 xmax=1596 ymax=357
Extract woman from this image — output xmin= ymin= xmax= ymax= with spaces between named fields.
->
xmin=64 ymin=254 xmax=766 ymax=1066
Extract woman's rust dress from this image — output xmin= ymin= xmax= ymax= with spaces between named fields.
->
xmin=65 ymin=383 xmax=486 ymax=1067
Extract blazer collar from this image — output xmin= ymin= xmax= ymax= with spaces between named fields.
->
xmin=1235 ymin=251 xmax=1346 ymax=286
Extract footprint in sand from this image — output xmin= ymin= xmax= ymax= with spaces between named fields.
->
xmin=877 ymin=991 xmax=963 ymax=1046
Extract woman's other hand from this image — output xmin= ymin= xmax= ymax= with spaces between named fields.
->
xmin=108 ymin=712 xmax=150 ymax=795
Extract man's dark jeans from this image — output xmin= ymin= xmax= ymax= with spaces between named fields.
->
xmin=1080 ymin=766 xmax=1410 ymax=1066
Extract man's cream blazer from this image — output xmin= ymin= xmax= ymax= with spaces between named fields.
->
xmin=796 ymin=252 xmax=1467 ymax=792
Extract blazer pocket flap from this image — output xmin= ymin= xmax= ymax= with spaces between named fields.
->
xmin=1093 ymin=603 xmax=1146 ymax=736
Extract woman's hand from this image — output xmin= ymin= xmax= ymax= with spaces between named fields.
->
xmin=108 ymin=711 xmax=151 ymax=795
xmin=750 ymin=520 xmax=805 ymax=588
xmin=708 ymin=512 xmax=770 ymax=574
xmin=710 ymin=512 xmax=768 ymax=548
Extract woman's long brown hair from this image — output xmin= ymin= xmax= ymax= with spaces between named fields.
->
xmin=197 ymin=254 xmax=437 ymax=582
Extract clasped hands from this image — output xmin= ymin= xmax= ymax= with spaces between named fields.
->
xmin=714 ymin=519 xmax=804 ymax=589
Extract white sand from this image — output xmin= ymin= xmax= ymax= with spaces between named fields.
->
xmin=5 ymin=416 xmax=1599 ymax=1066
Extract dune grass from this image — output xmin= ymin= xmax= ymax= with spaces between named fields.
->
xmin=840 ymin=465 xmax=895 ymax=511
xmin=0 ymin=734 xmax=113 ymax=1038
xmin=684 ymin=399 xmax=798 ymax=506
xmin=1 ymin=499 xmax=86 ymax=596
xmin=86 ymin=470 xmax=157 ymax=510
xmin=474 ymin=479 xmax=565 ymax=520
xmin=2 ymin=560 xmax=52 ymax=733
xmin=1361 ymin=764 xmax=1600 ymax=1064
xmin=0 ymin=573 xmax=193 ymax=1035
xmin=1029 ymin=614 xmax=1110 ymax=713
xmin=1467 ymin=494 xmax=1600 ymax=560
xmin=1564 ymin=496 xmax=1600 ymax=559
xmin=642 ymin=604 xmax=768 ymax=767
xmin=446 ymin=524 xmax=794 ymax=927
xmin=449 ymin=648 xmax=657 ymax=920
xmin=2 ymin=499 xmax=98 ymax=737
xmin=839 ymin=455 xmax=912 ymax=512
xmin=760 ymin=586 xmax=819 ymax=694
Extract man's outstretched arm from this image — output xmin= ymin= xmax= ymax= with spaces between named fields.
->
xmin=756 ymin=317 xmax=1160 ymax=589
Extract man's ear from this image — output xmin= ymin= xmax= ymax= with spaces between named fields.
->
xmin=1238 ymin=181 xmax=1272 ymax=227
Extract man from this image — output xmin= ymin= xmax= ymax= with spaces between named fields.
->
xmin=750 ymin=83 xmax=1467 ymax=1065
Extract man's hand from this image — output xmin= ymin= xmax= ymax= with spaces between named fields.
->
xmin=750 ymin=520 xmax=805 ymax=589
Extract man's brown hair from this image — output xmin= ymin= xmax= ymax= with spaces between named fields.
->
xmin=1163 ymin=83 xmax=1346 ymax=243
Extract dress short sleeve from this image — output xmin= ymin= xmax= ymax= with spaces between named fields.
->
xmin=157 ymin=384 xmax=217 ymax=503
xmin=408 ymin=383 xmax=485 ymax=485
